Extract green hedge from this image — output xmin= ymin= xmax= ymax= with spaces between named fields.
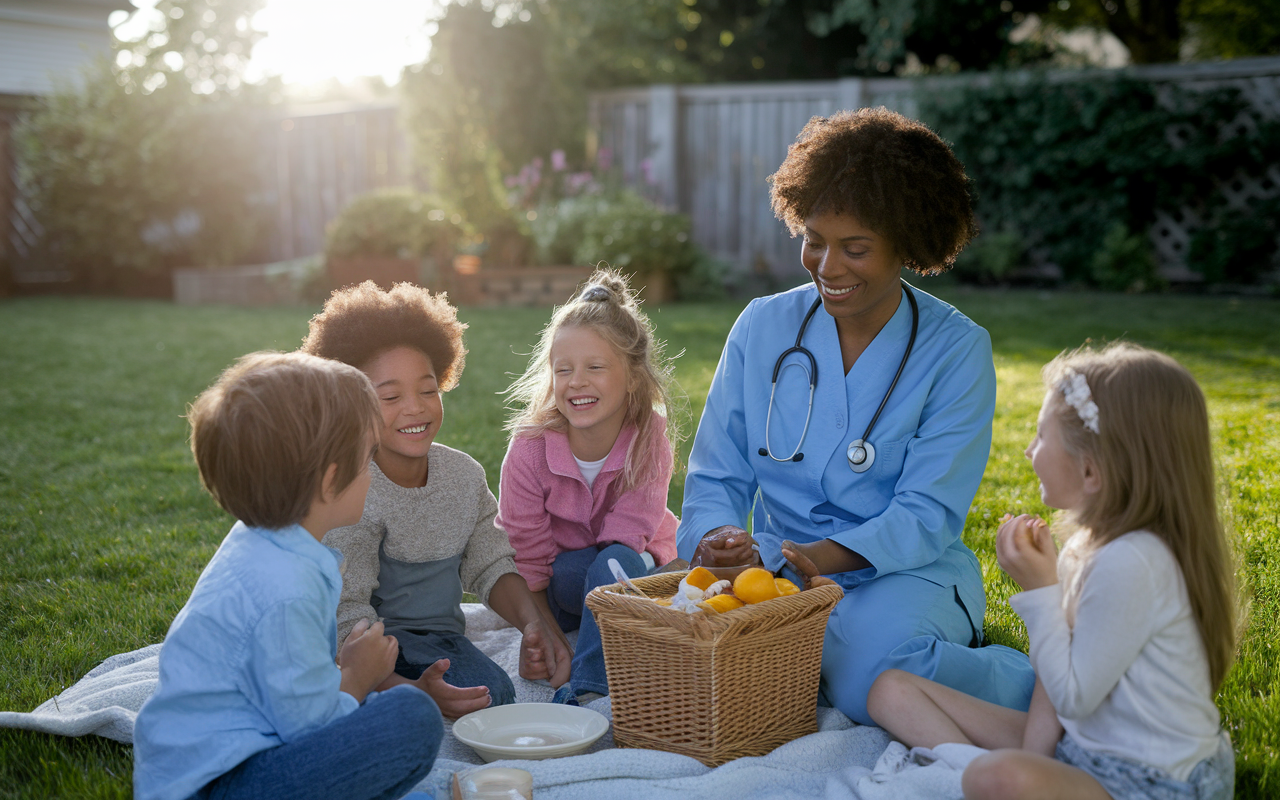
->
xmin=920 ymin=73 xmax=1280 ymax=286
xmin=324 ymin=189 xmax=462 ymax=260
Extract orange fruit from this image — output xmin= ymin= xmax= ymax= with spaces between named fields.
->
xmin=685 ymin=566 xmax=719 ymax=592
xmin=733 ymin=567 xmax=782 ymax=604
xmin=774 ymin=578 xmax=801 ymax=596
xmin=702 ymin=594 xmax=745 ymax=613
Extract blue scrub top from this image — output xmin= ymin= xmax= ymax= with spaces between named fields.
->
xmin=676 ymin=282 xmax=996 ymax=631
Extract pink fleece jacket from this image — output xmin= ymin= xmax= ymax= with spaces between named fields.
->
xmin=496 ymin=417 xmax=679 ymax=592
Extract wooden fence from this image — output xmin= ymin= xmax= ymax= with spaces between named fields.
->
xmin=261 ymin=101 xmax=414 ymax=262
xmin=590 ymin=56 xmax=1280 ymax=282
xmin=7 ymin=58 xmax=1279 ymax=290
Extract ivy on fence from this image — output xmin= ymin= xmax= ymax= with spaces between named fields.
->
xmin=919 ymin=74 xmax=1280 ymax=286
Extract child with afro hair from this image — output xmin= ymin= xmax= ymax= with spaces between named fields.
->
xmin=302 ymin=282 xmax=571 ymax=717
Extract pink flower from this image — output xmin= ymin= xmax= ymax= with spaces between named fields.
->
xmin=551 ymin=149 xmax=566 ymax=171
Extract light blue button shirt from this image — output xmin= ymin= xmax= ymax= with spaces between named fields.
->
xmin=134 ymin=521 xmax=359 ymax=800
xmin=676 ymin=282 xmax=996 ymax=630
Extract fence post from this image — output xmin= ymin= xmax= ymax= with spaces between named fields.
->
xmin=838 ymin=77 xmax=865 ymax=111
xmin=648 ymin=84 xmax=679 ymax=209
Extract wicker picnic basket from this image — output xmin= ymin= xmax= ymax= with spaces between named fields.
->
xmin=584 ymin=570 xmax=844 ymax=767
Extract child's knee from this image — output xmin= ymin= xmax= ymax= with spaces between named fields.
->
xmin=962 ymin=750 xmax=1038 ymax=800
xmin=865 ymin=668 xmax=915 ymax=725
xmin=588 ymin=544 xmax=644 ymax=584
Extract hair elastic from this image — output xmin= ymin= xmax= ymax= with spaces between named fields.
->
xmin=580 ymin=285 xmax=610 ymax=303
xmin=1059 ymin=370 xmax=1100 ymax=434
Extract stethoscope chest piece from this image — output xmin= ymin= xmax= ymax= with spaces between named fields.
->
xmin=847 ymin=439 xmax=875 ymax=473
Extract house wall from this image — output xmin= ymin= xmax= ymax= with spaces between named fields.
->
xmin=1 ymin=0 xmax=124 ymax=284
xmin=0 ymin=1 xmax=126 ymax=96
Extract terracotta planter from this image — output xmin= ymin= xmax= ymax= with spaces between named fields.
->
xmin=327 ymin=256 xmax=420 ymax=292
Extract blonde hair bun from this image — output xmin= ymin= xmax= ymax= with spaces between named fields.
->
xmin=577 ymin=269 xmax=636 ymax=308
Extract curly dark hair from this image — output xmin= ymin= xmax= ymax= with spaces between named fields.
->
xmin=301 ymin=281 xmax=468 ymax=390
xmin=768 ymin=107 xmax=977 ymax=275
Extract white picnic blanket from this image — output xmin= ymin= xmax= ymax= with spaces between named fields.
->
xmin=0 ymin=605 xmax=980 ymax=799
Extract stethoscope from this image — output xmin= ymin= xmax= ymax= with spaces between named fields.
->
xmin=758 ymin=281 xmax=919 ymax=473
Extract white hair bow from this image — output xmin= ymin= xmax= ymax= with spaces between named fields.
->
xmin=1059 ymin=370 xmax=1100 ymax=434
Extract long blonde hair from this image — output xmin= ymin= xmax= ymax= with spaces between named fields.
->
xmin=504 ymin=268 xmax=680 ymax=492
xmin=1045 ymin=342 xmax=1237 ymax=690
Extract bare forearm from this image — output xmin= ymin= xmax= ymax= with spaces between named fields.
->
xmin=1021 ymin=678 xmax=1063 ymax=757
xmin=803 ymin=539 xmax=870 ymax=574
xmin=487 ymin=572 xmax=544 ymax=629
xmin=529 ymin=588 xmax=559 ymax=627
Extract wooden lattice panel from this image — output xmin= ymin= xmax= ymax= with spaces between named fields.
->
xmin=1149 ymin=68 xmax=1280 ymax=280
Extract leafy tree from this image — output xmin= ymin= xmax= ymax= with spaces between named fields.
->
xmin=14 ymin=0 xmax=268 ymax=291
xmin=1182 ymin=0 xmax=1280 ymax=60
xmin=1037 ymin=0 xmax=1280 ymax=63
xmin=114 ymin=0 xmax=266 ymax=96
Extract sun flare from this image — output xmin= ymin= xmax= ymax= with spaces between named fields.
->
xmin=113 ymin=0 xmax=440 ymax=86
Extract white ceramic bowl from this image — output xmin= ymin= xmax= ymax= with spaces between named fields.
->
xmin=452 ymin=702 xmax=610 ymax=762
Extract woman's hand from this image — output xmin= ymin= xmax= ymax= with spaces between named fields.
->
xmin=995 ymin=514 xmax=1058 ymax=591
xmin=781 ymin=540 xmax=840 ymax=590
xmin=691 ymin=525 xmax=762 ymax=568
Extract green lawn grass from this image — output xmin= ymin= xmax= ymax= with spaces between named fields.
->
xmin=1 ymin=287 xmax=1277 ymax=798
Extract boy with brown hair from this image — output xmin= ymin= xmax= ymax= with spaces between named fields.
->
xmin=133 ymin=351 xmax=443 ymax=800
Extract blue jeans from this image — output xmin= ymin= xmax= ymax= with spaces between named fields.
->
xmin=391 ymin=629 xmax=515 ymax=707
xmin=193 ymin=685 xmax=442 ymax=800
xmin=546 ymin=543 xmax=646 ymax=696
xmin=816 ymin=572 xmax=1036 ymax=725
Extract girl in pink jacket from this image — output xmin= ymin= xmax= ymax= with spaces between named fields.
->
xmin=498 ymin=268 xmax=681 ymax=703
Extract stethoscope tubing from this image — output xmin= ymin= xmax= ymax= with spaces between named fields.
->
xmin=759 ymin=280 xmax=919 ymax=468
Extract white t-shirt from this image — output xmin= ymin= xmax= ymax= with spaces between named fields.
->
xmin=1009 ymin=531 xmax=1223 ymax=781
xmin=573 ymin=454 xmax=609 ymax=490
xmin=573 ymin=453 xmax=655 ymax=571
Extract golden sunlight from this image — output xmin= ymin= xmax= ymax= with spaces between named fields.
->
xmin=113 ymin=0 xmax=440 ymax=86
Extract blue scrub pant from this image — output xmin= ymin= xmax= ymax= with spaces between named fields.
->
xmin=819 ymin=572 xmax=1035 ymax=725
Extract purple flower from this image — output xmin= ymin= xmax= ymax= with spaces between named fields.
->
xmin=640 ymin=158 xmax=655 ymax=185
xmin=551 ymin=149 xmax=566 ymax=171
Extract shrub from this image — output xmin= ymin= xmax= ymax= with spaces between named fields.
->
xmin=529 ymin=195 xmax=599 ymax=266
xmin=324 ymin=190 xmax=462 ymax=260
xmin=529 ymin=189 xmax=727 ymax=300
xmin=953 ymin=228 xmax=1026 ymax=284
xmin=1090 ymin=223 xmax=1161 ymax=292
xmin=1188 ymin=196 xmax=1280 ymax=285
xmin=14 ymin=58 xmax=266 ymax=292
xmin=920 ymin=73 xmax=1280 ymax=287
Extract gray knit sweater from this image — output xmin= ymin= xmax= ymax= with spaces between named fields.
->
xmin=323 ymin=443 xmax=519 ymax=648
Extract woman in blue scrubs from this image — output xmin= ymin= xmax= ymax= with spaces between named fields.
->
xmin=676 ymin=108 xmax=1035 ymax=726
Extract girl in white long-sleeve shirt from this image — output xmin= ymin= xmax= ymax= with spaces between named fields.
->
xmin=866 ymin=342 xmax=1237 ymax=800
